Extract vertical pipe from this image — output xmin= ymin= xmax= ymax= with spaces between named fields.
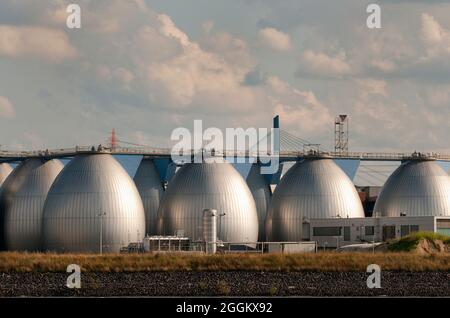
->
xmin=203 ymin=209 xmax=217 ymax=254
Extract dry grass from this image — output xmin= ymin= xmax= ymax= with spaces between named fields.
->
xmin=0 ymin=251 xmax=448 ymax=272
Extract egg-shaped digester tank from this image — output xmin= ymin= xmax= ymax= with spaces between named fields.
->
xmin=134 ymin=158 xmax=164 ymax=235
xmin=246 ymin=164 xmax=271 ymax=242
xmin=158 ymin=161 xmax=258 ymax=244
xmin=269 ymin=158 xmax=364 ymax=241
xmin=0 ymin=159 xmax=63 ymax=251
xmin=374 ymin=160 xmax=450 ymax=217
xmin=42 ymin=154 xmax=145 ymax=253
xmin=0 ymin=163 xmax=13 ymax=187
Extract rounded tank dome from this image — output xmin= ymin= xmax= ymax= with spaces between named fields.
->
xmin=246 ymin=164 xmax=271 ymax=242
xmin=158 ymin=161 xmax=258 ymax=243
xmin=42 ymin=154 xmax=145 ymax=253
xmin=269 ymin=158 xmax=364 ymax=241
xmin=374 ymin=160 xmax=450 ymax=217
xmin=134 ymin=158 xmax=164 ymax=235
xmin=0 ymin=163 xmax=13 ymax=187
xmin=0 ymin=159 xmax=63 ymax=251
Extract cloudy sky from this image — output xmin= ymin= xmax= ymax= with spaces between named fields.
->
xmin=1 ymin=0 xmax=450 ymax=153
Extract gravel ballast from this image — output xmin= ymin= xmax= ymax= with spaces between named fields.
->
xmin=0 ymin=271 xmax=449 ymax=297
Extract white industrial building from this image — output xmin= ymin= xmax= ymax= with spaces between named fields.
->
xmin=299 ymin=216 xmax=450 ymax=248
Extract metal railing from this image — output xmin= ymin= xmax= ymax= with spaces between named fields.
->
xmin=2 ymin=145 xmax=450 ymax=162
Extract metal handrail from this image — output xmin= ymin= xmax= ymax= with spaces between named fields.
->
xmin=2 ymin=146 xmax=450 ymax=162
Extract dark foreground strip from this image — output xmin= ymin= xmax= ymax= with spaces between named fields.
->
xmin=1 ymin=271 xmax=449 ymax=297
xmin=0 ymin=297 xmax=447 ymax=316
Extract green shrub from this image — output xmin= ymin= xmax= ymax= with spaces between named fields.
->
xmin=388 ymin=231 xmax=450 ymax=252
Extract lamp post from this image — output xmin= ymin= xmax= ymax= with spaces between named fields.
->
xmin=218 ymin=212 xmax=226 ymax=241
xmin=99 ymin=212 xmax=106 ymax=254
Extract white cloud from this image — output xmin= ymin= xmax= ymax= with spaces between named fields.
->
xmin=157 ymin=14 xmax=190 ymax=46
xmin=145 ymin=14 xmax=260 ymax=111
xmin=0 ymin=25 xmax=77 ymax=62
xmin=258 ymin=27 xmax=292 ymax=51
xmin=0 ymin=96 xmax=15 ymax=118
xmin=299 ymin=49 xmax=351 ymax=77
xmin=113 ymin=68 xmax=135 ymax=84
xmin=421 ymin=13 xmax=445 ymax=44
xmin=370 ymin=59 xmax=396 ymax=73
xmin=355 ymin=79 xmax=388 ymax=98
xmin=199 ymin=31 xmax=254 ymax=71
xmin=420 ymin=13 xmax=450 ymax=58
xmin=4 ymin=0 xmax=450 ymax=153
xmin=266 ymin=76 xmax=333 ymax=133
xmin=422 ymin=85 xmax=450 ymax=107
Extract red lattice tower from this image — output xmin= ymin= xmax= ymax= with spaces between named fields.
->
xmin=110 ymin=128 xmax=117 ymax=150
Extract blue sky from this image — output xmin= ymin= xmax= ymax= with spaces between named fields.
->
xmin=1 ymin=0 xmax=450 ymax=155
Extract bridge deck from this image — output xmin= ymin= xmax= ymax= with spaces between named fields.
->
xmin=1 ymin=146 xmax=449 ymax=162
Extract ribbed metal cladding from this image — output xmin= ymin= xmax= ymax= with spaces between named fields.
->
xmin=265 ymin=205 xmax=273 ymax=242
xmin=0 ymin=163 xmax=13 ymax=187
xmin=203 ymin=209 xmax=217 ymax=254
xmin=134 ymin=158 xmax=164 ymax=235
xmin=374 ymin=160 xmax=450 ymax=217
xmin=42 ymin=154 xmax=145 ymax=253
xmin=158 ymin=161 xmax=258 ymax=243
xmin=269 ymin=158 xmax=365 ymax=241
xmin=0 ymin=159 xmax=63 ymax=251
xmin=246 ymin=164 xmax=271 ymax=242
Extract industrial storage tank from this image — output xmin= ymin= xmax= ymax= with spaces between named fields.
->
xmin=158 ymin=160 xmax=259 ymax=243
xmin=42 ymin=153 xmax=145 ymax=253
xmin=246 ymin=164 xmax=271 ymax=242
xmin=373 ymin=160 xmax=450 ymax=217
xmin=265 ymin=205 xmax=274 ymax=242
xmin=268 ymin=158 xmax=365 ymax=241
xmin=134 ymin=158 xmax=164 ymax=235
xmin=0 ymin=159 xmax=63 ymax=251
xmin=0 ymin=163 xmax=13 ymax=187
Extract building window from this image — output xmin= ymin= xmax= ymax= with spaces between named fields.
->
xmin=313 ymin=227 xmax=341 ymax=236
xmin=365 ymin=226 xmax=375 ymax=236
xmin=437 ymin=219 xmax=450 ymax=229
xmin=437 ymin=220 xmax=450 ymax=236
xmin=401 ymin=225 xmax=419 ymax=237
xmin=401 ymin=225 xmax=410 ymax=237
xmin=343 ymin=226 xmax=351 ymax=241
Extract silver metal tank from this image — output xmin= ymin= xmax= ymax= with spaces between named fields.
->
xmin=265 ymin=205 xmax=273 ymax=242
xmin=374 ymin=160 xmax=450 ymax=217
xmin=42 ymin=154 xmax=145 ymax=253
xmin=203 ymin=209 xmax=217 ymax=254
xmin=134 ymin=158 xmax=164 ymax=235
xmin=246 ymin=164 xmax=271 ymax=242
xmin=0 ymin=159 xmax=63 ymax=251
xmin=269 ymin=158 xmax=365 ymax=241
xmin=0 ymin=163 xmax=13 ymax=187
xmin=158 ymin=161 xmax=258 ymax=244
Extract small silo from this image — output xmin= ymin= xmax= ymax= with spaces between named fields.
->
xmin=134 ymin=158 xmax=164 ymax=235
xmin=0 ymin=163 xmax=13 ymax=187
xmin=42 ymin=153 xmax=145 ymax=253
xmin=0 ymin=159 xmax=63 ymax=251
xmin=269 ymin=158 xmax=364 ymax=241
xmin=374 ymin=160 xmax=450 ymax=217
xmin=246 ymin=164 xmax=271 ymax=242
xmin=158 ymin=160 xmax=258 ymax=244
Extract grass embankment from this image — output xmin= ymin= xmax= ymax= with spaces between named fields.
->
xmin=0 ymin=252 xmax=448 ymax=272
xmin=388 ymin=231 xmax=450 ymax=252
